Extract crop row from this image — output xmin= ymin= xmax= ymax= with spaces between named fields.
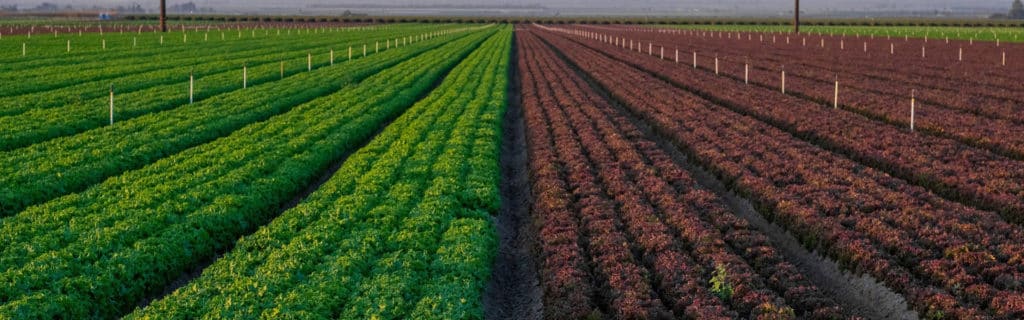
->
xmin=130 ymin=26 xmax=510 ymax=319
xmin=562 ymin=29 xmax=1024 ymax=225
xmin=2 ymin=29 xmax=333 ymax=97
xmin=620 ymin=30 xmax=1024 ymax=160
xmin=627 ymin=26 xmax=1024 ymax=87
xmin=1 ymin=24 xmax=419 ymax=113
xmin=0 ymin=26 xmax=497 ymax=319
xmin=0 ymin=25 xmax=448 ymax=151
xmin=519 ymin=30 xmax=845 ymax=319
xmin=535 ymin=26 xmax=1024 ymax=318
xmin=586 ymin=26 xmax=1024 ymax=106
xmin=640 ymin=26 xmax=1024 ymax=107
xmin=0 ymin=24 xmax=381 ymax=65
xmin=0 ymin=26 xmax=479 ymax=217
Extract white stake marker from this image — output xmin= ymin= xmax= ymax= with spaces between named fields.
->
xmin=744 ymin=63 xmax=749 ymax=84
xmin=109 ymin=85 xmax=114 ymax=125
xmin=910 ymin=90 xmax=916 ymax=131
xmin=781 ymin=70 xmax=786 ymax=93
xmin=834 ymin=76 xmax=839 ymax=109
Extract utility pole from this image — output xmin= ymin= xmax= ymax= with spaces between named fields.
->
xmin=160 ymin=0 xmax=167 ymax=32
xmin=794 ymin=0 xmax=800 ymax=33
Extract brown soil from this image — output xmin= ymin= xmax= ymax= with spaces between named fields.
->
xmin=483 ymin=32 xmax=544 ymax=320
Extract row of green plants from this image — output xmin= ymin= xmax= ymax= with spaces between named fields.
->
xmin=131 ymin=26 xmax=510 ymax=319
xmin=0 ymin=25 xmax=399 ymax=68
xmin=0 ymin=26 xmax=478 ymax=216
xmin=0 ymin=26 xmax=497 ymax=319
xmin=1 ymin=25 xmax=446 ymax=150
xmin=0 ymin=25 xmax=408 ymax=98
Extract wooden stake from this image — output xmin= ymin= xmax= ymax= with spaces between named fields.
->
xmin=675 ymin=49 xmax=679 ymax=63
xmin=67 ymin=40 xmax=70 ymax=53
xmin=959 ymin=47 xmax=962 ymax=61
xmin=910 ymin=90 xmax=916 ymax=131
xmin=693 ymin=51 xmax=697 ymax=68
xmin=308 ymin=52 xmax=312 ymax=71
xmin=109 ymin=85 xmax=114 ymax=125
xmin=714 ymin=55 xmax=719 ymax=74
xmin=1003 ymin=51 xmax=1006 ymax=66
xmin=349 ymin=46 xmax=353 ymax=60
xmin=189 ymin=70 xmax=194 ymax=104
xmin=834 ymin=75 xmax=839 ymax=109
xmin=781 ymin=69 xmax=786 ymax=93
xmin=243 ymin=63 xmax=247 ymax=88
xmin=744 ymin=63 xmax=749 ymax=84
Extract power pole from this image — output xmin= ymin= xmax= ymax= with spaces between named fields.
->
xmin=160 ymin=0 xmax=167 ymax=32
xmin=794 ymin=0 xmax=800 ymax=33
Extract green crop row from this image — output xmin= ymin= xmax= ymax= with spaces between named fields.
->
xmin=0 ymin=25 xmax=388 ymax=63
xmin=0 ymin=25 xmax=449 ymax=150
xmin=131 ymin=25 xmax=510 ymax=320
xmin=0 ymin=26 xmax=478 ymax=217
xmin=0 ymin=26 xmax=496 ymax=319
xmin=0 ymin=25 xmax=415 ymax=101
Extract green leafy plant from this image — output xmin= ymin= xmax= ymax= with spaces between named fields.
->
xmin=710 ymin=263 xmax=734 ymax=301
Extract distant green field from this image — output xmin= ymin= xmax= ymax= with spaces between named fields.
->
xmin=659 ymin=24 xmax=1024 ymax=42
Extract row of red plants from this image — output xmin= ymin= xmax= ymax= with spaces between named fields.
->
xmin=520 ymin=29 xmax=847 ymax=319
xmin=581 ymin=27 xmax=1024 ymax=160
xmin=563 ymin=28 xmax=1024 ymax=225
xmin=584 ymin=26 xmax=1024 ymax=127
xmin=521 ymin=29 xmax=668 ymax=319
xmin=534 ymin=25 xmax=1024 ymax=319
xmin=593 ymin=26 xmax=1024 ymax=88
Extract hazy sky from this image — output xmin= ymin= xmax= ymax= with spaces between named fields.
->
xmin=0 ymin=0 xmax=1015 ymax=13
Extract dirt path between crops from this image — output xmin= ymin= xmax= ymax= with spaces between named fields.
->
xmin=483 ymin=32 xmax=544 ymax=320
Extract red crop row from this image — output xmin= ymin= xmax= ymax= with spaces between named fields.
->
xmin=560 ymin=28 xmax=1024 ymax=225
xmin=520 ymin=29 xmax=847 ymax=319
xmin=661 ymin=29 xmax=1024 ymax=109
xmin=588 ymin=26 xmax=1024 ymax=92
xmin=533 ymin=26 xmax=1024 ymax=319
xmin=581 ymin=26 xmax=1024 ymax=160
xmin=521 ymin=29 xmax=669 ymax=319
